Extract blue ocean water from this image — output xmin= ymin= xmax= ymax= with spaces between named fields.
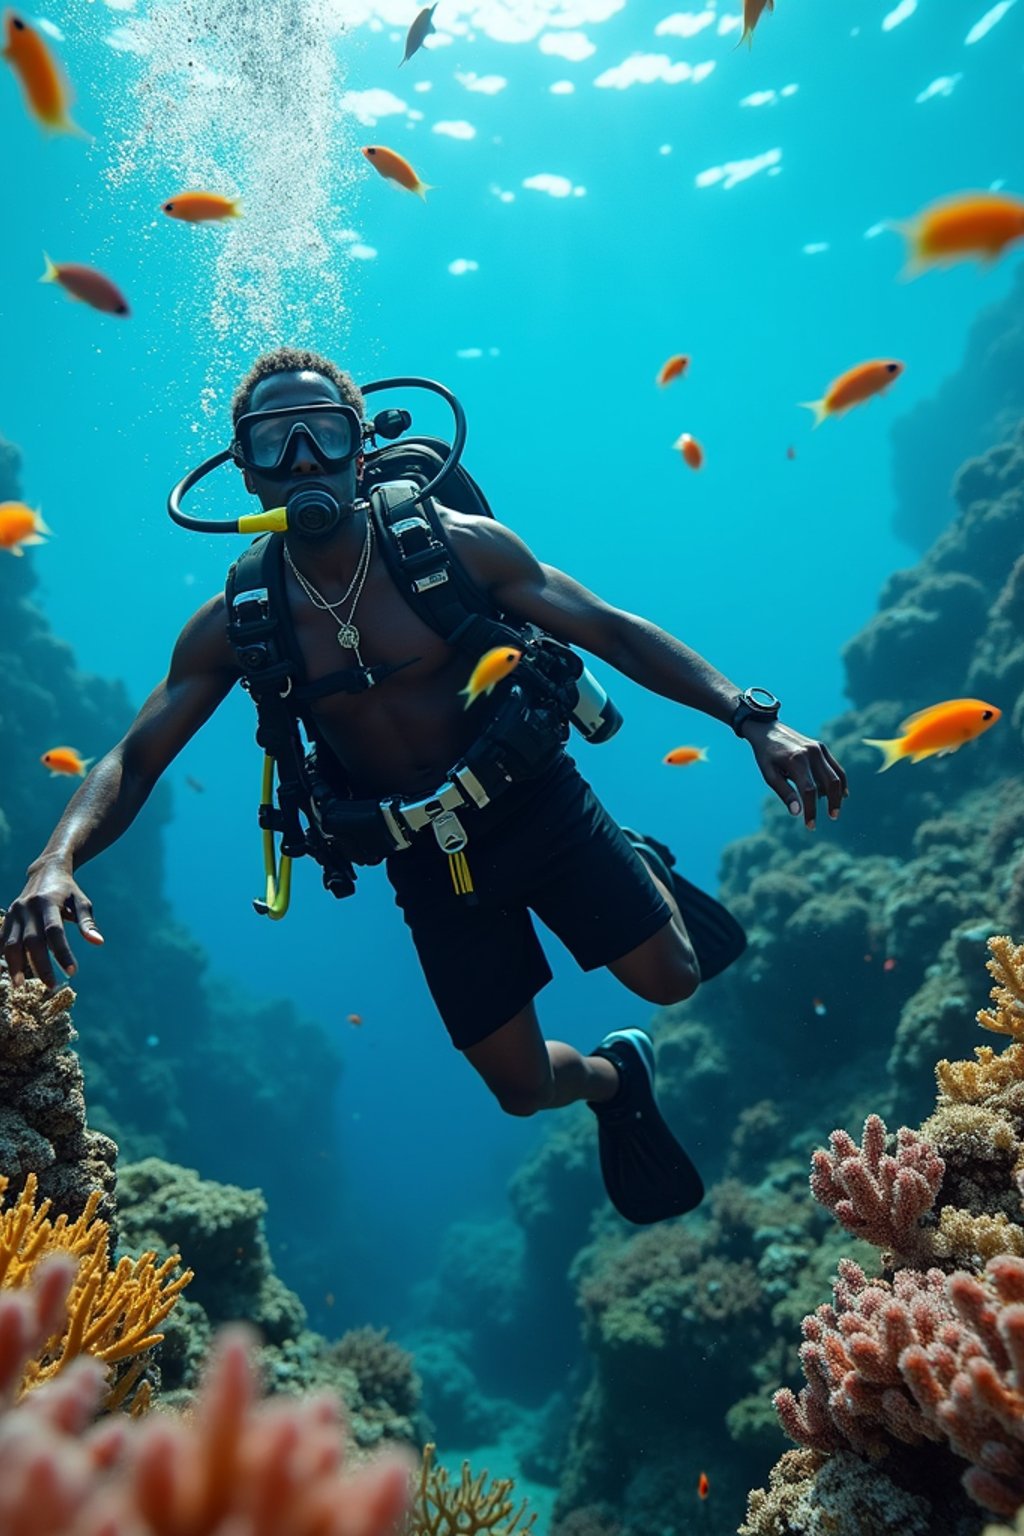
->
xmin=1 ymin=0 xmax=1022 ymax=1348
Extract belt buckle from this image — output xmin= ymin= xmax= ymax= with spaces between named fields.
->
xmin=429 ymin=808 xmax=467 ymax=854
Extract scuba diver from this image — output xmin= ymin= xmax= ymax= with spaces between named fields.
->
xmin=0 ymin=348 xmax=849 ymax=1226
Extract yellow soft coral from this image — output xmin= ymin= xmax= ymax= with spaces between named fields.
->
xmin=404 ymin=1443 xmax=537 ymax=1535
xmin=0 ymin=1171 xmax=192 ymax=1409
xmin=937 ymin=1042 xmax=1024 ymax=1103
xmin=930 ymin=1207 xmax=1024 ymax=1264
xmin=977 ymin=935 xmax=1024 ymax=1040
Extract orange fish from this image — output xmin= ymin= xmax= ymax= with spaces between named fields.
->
xmin=663 ymin=745 xmax=708 ymax=766
xmin=347 ymin=1013 xmax=363 ymax=1027
xmin=673 ymin=433 xmax=704 ymax=470
xmin=41 ymin=747 xmax=94 ymax=778
xmin=656 ymin=354 xmax=689 ymax=387
xmin=2 ymin=9 xmax=87 ymax=137
xmin=41 ymin=254 xmax=130 ymax=316
xmin=698 ymin=1471 xmax=709 ymax=1499
xmin=0 ymin=501 xmax=51 ymax=556
xmin=738 ymin=0 xmax=773 ymax=48
xmin=863 ymin=697 xmax=1001 ymax=771
xmin=162 ymin=191 xmax=243 ymax=223
xmin=891 ymin=191 xmax=1024 ymax=277
xmin=460 ymin=646 xmax=522 ymax=708
xmin=800 ymin=359 xmax=903 ymax=427
xmin=362 ymin=144 xmax=432 ymax=199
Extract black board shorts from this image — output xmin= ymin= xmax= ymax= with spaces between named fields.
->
xmin=385 ymin=751 xmax=672 ymax=1050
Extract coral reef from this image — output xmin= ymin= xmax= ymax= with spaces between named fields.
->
xmin=402 ymin=1442 xmax=536 ymax=1535
xmin=0 ymin=430 xmax=356 ymax=1320
xmin=0 ymin=1170 xmax=191 ymax=1412
xmin=890 ymin=265 xmax=1024 ymax=552
xmin=0 ymin=969 xmax=116 ymax=1224
xmin=742 ymin=938 xmax=1024 ymax=1532
xmin=0 ymin=1254 xmax=413 ymax=1535
xmin=491 ymin=392 xmax=1024 ymax=1532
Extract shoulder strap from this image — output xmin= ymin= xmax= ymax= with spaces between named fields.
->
xmin=225 ymin=528 xmax=407 ymax=706
xmin=369 ymin=480 xmax=522 ymax=659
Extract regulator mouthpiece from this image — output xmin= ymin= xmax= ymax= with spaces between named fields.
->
xmin=287 ymin=485 xmax=342 ymax=538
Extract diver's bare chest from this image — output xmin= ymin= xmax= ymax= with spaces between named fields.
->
xmin=285 ymin=556 xmax=469 ymax=737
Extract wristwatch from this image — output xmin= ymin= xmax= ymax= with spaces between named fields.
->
xmin=731 ymin=687 xmax=782 ymax=737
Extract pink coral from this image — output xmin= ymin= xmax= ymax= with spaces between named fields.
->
xmin=775 ymin=1253 xmax=1024 ymax=1518
xmin=0 ymin=1253 xmax=413 ymax=1535
xmin=809 ymin=1114 xmax=945 ymax=1258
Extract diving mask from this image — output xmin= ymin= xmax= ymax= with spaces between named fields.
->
xmin=232 ymin=402 xmax=363 ymax=478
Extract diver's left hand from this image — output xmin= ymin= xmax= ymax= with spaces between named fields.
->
xmin=742 ymin=720 xmax=848 ymax=828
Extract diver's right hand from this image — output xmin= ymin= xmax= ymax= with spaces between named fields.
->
xmin=0 ymin=863 xmax=104 ymax=991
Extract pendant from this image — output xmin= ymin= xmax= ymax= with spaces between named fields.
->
xmin=337 ymin=623 xmax=360 ymax=649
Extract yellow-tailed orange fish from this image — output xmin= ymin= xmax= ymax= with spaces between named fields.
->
xmin=657 ymin=354 xmax=689 ymax=387
xmin=460 ymin=646 xmax=522 ymax=708
xmin=41 ymin=746 xmax=94 ymax=777
xmin=674 ymin=432 xmax=704 ymax=470
xmin=663 ymin=745 xmax=708 ymax=766
xmin=737 ymin=0 xmax=773 ymax=48
xmin=890 ymin=191 xmax=1024 ymax=277
xmin=362 ymin=144 xmax=432 ymax=199
xmin=0 ymin=501 xmax=51 ymax=556
xmin=400 ymin=3 xmax=437 ymax=66
xmin=162 ymin=191 xmax=243 ymax=223
xmin=41 ymin=254 xmax=130 ymax=316
xmin=800 ymin=359 xmax=903 ymax=427
xmin=863 ymin=698 xmax=1001 ymax=771
xmin=2 ymin=9 xmax=87 ymax=137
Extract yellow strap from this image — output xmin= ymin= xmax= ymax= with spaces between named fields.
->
xmin=448 ymin=849 xmax=474 ymax=895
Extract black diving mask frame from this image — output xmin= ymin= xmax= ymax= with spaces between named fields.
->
xmin=168 ymin=374 xmax=467 ymax=541
xmin=232 ymin=402 xmax=363 ymax=479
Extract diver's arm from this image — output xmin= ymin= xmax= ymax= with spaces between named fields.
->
xmin=457 ymin=520 xmax=849 ymax=825
xmin=456 ymin=519 xmax=743 ymax=721
xmin=1 ymin=596 xmax=239 ymax=990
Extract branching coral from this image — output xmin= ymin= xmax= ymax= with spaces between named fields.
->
xmin=809 ymin=1114 xmax=945 ymax=1261
xmin=979 ymin=937 xmax=1024 ymax=1041
xmin=0 ymin=1253 xmax=413 ymax=1535
xmin=0 ymin=1170 xmax=191 ymax=1409
xmin=937 ymin=1044 xmax=1024 ymax=1105
xmin=403 ymin=1442 xmax=536 ymax=1535
xmin=331 ymin=1325 xmax=422 ymax=1419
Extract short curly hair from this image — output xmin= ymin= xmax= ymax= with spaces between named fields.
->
xmin=231 ymin=347 xmax=366 ymax=426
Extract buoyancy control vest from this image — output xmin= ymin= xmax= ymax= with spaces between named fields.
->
xmin=224 ymin=437 xmax=622 ymax=912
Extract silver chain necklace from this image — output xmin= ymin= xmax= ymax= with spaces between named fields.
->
xmin=284 ymin=515 xmax=374 ymax=658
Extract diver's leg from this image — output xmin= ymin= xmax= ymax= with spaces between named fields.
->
xmin=605 ymin=866 xmax=700 ymax=1004
xmin=462 ymin=999 xmax=619 ymax=1115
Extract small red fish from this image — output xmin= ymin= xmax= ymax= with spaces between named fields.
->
xmin=347 ymin=1012 xmax=363 ymax=1027
xmin=460 ymin=646 xmax=522 ymax=708
xmin=883 ymin=958 xmax=897 ymax=973
xmin=801 ymin=359 xmax=904 ymax=426
xmin=41 ymin=746 xmax=94 ymax=777
xmin=663 ymin=746 xmax=708 ymax=766
xmin=673 ymin=433 xmax=704 ymax=470
xmin=162 ymin=191 xmax=242 ymax=223
xmin=698 ymin=1471 xmax=709 ymax=1500
xmin=863 ymin=697 xmax=1001 ymax=770
xmin=656 ymin=353 xmax=689 ymax=387
xmin=362 ymin=144 xmax=432 ymax=199
xmin=0 ymin=501 xmax=51 ymax=555
xmin=41 ymin=253 xmax=130 ymax=316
